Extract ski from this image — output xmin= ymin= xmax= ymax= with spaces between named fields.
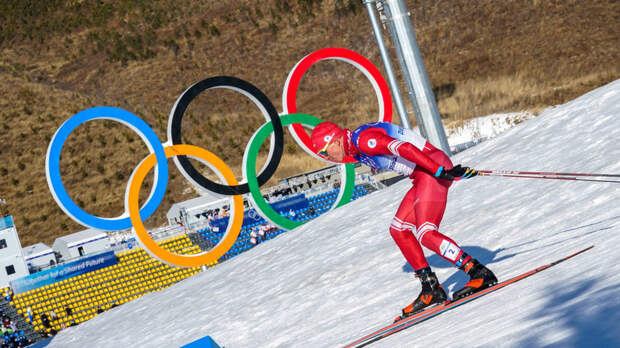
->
xmin=344 ymin=245 xmax=594 ymax=348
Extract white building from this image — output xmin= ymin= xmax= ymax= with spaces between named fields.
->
xmin=166 ymin=195 xmax=227 ymax=226
xmin=23 ymin=243 xmax=56 ymax=271
xmin=52 ymin=228 xmax=110 ymax=262
xmin=0 ymin=216 xmax=29 ymax=288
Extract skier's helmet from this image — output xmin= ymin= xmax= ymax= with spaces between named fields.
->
xmin=311 ymin=122 xmax=345 ymax=156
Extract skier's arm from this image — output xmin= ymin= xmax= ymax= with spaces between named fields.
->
xmin=357 ymin=130 xmax=442 ymax=175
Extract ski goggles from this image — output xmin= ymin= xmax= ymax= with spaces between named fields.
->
xmin=317 ymin=132 xmax=336 ymax=157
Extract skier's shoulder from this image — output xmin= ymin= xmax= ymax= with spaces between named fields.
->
xmin=352 ymin=122 xmax=391 ymax=147
xmin=356 ymin=131 xmax=397 ymax=157
xmin=353 ymin=121 xmax=392 ymax=134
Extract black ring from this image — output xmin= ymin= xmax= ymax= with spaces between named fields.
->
xmin=169 ymin=76 xmax=284 ymax=195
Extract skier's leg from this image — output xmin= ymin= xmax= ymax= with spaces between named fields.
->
xmin=389 ymin=185 xmax=429 ymax=270
xmin=412 ymin=172 xmax=472 ymax=266
xmin=391 ymin=185 xmax=447 ymax=321
xmin=413 ymin=170 xmax=497 ymax=299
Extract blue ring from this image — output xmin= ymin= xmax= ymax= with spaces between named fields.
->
xmin=46 ymin=106 xmax=168 ymax=230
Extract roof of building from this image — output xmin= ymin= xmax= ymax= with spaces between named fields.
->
xmin=22 ymin=243 xmax=54 ymax=260
xmin=53 ymin=228 xmax=109 ymax=248
xmin=167 ymin=195 xmax=225 ymax=217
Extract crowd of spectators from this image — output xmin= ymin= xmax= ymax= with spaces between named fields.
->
xmin=0 ymin=310 xmax=30 ymax=348
xmin=263 ymin=187 xmax=293 ymax=202
xmin=209 ymin=207 xmax=229 ymax=221
xmin=249 ymin=223 xmax=278 ymax=246
xmin=194 ymin=207 xmax=230 ymax=223
xmin=262 ymin=173 xmax=335 ymax=203
xmin=33 ymin=306 xmax=79 ymax=339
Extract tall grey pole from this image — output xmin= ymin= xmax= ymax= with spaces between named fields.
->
xmin=362 ymin=0 xmax=411 ymax=129
xmin=381 ymin=0 xmax=452 ymax=155
xmin=377 ymin=1 xmax=427 ymax=139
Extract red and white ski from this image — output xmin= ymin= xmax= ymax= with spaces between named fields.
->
xmin=344 ymin=245 xmax=594 ymax=348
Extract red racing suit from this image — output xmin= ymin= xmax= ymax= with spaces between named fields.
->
xmin=346 ymin=122 xmax=468 ymax=270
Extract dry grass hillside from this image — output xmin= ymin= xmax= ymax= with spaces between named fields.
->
xmin=0 ymin=0 xmax=618 ymax=246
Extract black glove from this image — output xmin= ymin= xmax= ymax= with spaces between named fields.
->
xmin=436 ymin=165 xmax=478 ymax=181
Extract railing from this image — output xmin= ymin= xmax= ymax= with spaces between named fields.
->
xmin=451 ymin=138 xmax=486 ymax=154
xmin=107 ymin=220 xmax=214 ymax=254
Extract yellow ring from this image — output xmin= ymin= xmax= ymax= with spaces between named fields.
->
xmin=127 ymin=144 xmax=243 ymax=268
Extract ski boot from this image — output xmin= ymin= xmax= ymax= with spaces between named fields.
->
xmin=394 ymin=269 xmax=447 ymax=322
xmin=453 ymin=259 xmax=498 ymax=300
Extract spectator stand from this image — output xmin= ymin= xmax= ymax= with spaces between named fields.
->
xmin=6 ymin=235 xmax=204 ymax=345
xmin=0 ymin=288 xmax=40 ymax=347
xmin=195 ymin=183 xmax=375 ymax=263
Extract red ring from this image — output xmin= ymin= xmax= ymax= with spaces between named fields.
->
xmin=283 ymin=47 xmax=393 ymax=163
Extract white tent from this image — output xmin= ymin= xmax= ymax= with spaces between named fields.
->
xmin=52 ymin=228 xmax=110 ymax=261
xmin=23 ymin=242 xmax=55 ymax=269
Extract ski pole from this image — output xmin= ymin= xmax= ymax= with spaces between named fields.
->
xmin=477 ymin=170 xmax=620 ymax=184
xmin=478 ymin=169 xmax=620 ymax=178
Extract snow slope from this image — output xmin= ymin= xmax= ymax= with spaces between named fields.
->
xmin=46 ymin=79 xmax=620 ymax=348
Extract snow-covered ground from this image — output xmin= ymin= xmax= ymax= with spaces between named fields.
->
xmin=446 ymin=111 xmax=535 ymax=153
xmin=45 ymin=79 xmax=620 ymax=347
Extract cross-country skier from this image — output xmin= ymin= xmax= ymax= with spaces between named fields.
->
xmin=311 ymin=121 xmax=497 ymax=321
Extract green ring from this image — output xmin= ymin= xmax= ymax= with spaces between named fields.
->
xmin=243 ymin=113 xmax=355 ymax=230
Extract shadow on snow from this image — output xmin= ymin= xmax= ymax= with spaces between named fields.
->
xmin=518 ymin=278 xmax=620 ymax=347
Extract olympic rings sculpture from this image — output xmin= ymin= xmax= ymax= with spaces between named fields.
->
xmin=45 ymin=47 xmax=393 ymax=267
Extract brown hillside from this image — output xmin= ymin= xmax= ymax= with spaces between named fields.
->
xmin=0 ymin=0 xmax=618 ymax=246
